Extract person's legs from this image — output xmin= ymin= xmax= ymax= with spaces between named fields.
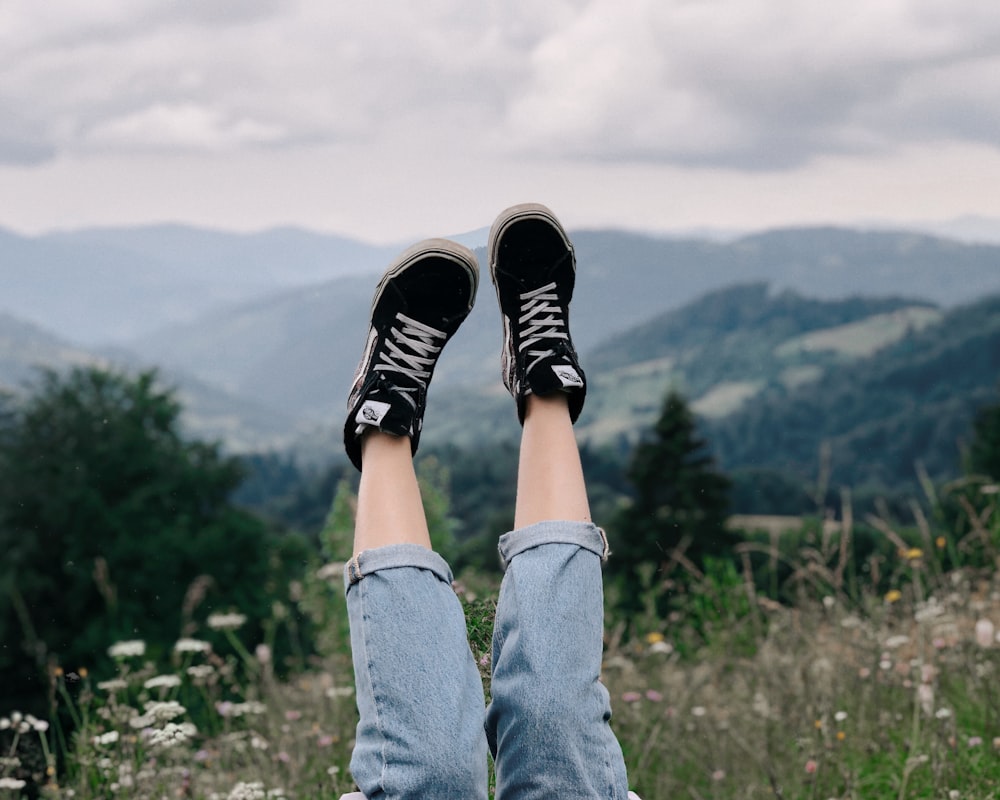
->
xmin=484 ymin=204 xmax=630 ymax=800
xmin=342 ymin=240 xmax=488 ymax=799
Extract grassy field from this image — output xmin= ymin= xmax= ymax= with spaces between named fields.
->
xmin=2 ymin=506 xmax=999 ymax=800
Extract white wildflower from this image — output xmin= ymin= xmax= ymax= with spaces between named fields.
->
xmin=93 ymin=730 xmax=120 ymax=746
xmin=148 ymin=722 xmax=196 ymax=749
xmin=97 ymin=678 xmax=129 ymax=692
xmin=0 ymin=778 xmax=27 ymax=790
xmin=129 ymin=713 xmax=156 ymax=729
xmin=691 ymin=706 xmax=707 ymax=717
xmin=145 ymin=700 xmax=186 ymax=721
xmin=25 ymin=714 xmax=49 ymax=732
xmin=207 ymin=612 xmax=247 ymax=631
xmin=230 ymin=701 xmax=267 ymax=717
xmin=974 ymin=619 xmax=995 ymax=648
xmin=834 ymin=711 xmax=848 ymax=722
xmin=108 ymin=640 xmax=146 ymax=659
xmin=187 ymin=664 xmax=215 ymax=681
xmin=117 ymin=762 xmax=134 ymax=789
xmin=914 ymin=598 xmax=946 ymax=623
xmin=174 ymin=638 xmax=212 ymax=654
xmin=648 ymin=640 xmax=674 ymax=655
xmin=0 ymin=718 xmax=9 ymax=730
xmin=918 ymin=683 xmax=935 ymax=716
xmin=884 ymin=635 xmax=910 ymax=649
xmin=144 ymin=674 xmax=182 ymax=690
xmin=227 ymin=781 xmax=266 ymax=800
xmin=325 ymin=686 xmax=355 ymax=699
xmin=935 ymin=707 xmax=952 ymax=719
xmin=10 ymin=712 xmax=22 ymax=724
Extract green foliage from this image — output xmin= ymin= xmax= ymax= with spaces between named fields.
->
xmin=589 ymin=282 xmax=924 ymax=391
xmin=298 ymin=479 xmax=355 ymax=663
xmin=728 ymin=467 xmax=814 ymax=514
xmin=0 ymin=367 xmax=295 ymax=714
xmin=709 ymin=295 xmax=1000 ymax=493
xmin=416 ymin=456 xmax=458 ymax=559
xmin=668 ymin=556 xmax=758 ymax=657
xmin=968 ymin=393 xmax=1000 ymax=480
xmin=609 ymin=390 xmax=736 ymax=620
xmin=233 ymin=452 xmax=354 ymax=541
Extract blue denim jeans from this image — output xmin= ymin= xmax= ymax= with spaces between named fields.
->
xmin=343 ymin=520 xmax=630 ymax=800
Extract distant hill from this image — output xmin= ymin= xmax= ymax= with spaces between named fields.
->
xmin=707 ymin=294 xmax=1000 ymax=492
xmin=423 ymin=284 xmax=944 ymax=449
xmin=4 ymin=221 xmax=1000 ymax=353
xmin=5 ymin=223 xmax=1000 ymax=488
xmin=580 ymin=284 xmax=941 ymax=441
xmin=1 ymin=225 xmax=398 ymax=345
xmin=0 ymin=312 xmax=110 ymax=386
xmin=118 ymin=227 xmax=1000 ymax=430
xmin=0 ymin=312 xmax=305 ymax=451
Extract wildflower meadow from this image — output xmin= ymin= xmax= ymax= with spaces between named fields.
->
xmin=2 ymin=480 xmax=999 ymax=800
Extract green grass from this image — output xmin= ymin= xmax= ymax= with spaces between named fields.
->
xmin=3 ymin=516 xmax=1000 ymax=800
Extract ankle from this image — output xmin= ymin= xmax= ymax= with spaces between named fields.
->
xmin=523 ymin=392 xmax=571 ymax=421
xmin=360 ymin=428 xmax=413 ymax=463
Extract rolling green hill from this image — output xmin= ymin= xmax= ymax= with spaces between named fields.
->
xmin=706 ymin=294 xmax=1000 ymax=493
xmin=6 ymin=223 xmax=1000 ymax=498
xmin=424 ymin=284 xmax=944 ymax=448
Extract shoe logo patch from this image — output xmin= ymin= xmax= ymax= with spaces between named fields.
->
xmin=553 ymin=365 xmax=583 ymax=388
xmin=357 ymin=400 xmax=391 ymax=427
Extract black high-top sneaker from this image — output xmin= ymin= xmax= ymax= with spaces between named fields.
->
xmin=488 ymin=203 xmax=586 ymax=424
xmin=344 ymin=238 xmax=478 ymax=470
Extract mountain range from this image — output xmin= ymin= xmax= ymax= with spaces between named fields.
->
xmin=3 ymin=223 xmax=1000 ymax=488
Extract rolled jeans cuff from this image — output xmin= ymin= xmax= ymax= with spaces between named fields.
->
xmin=497 ymin=519 xmax=610 ymax=570
xmin=343 ymin=542 xmax=453 ymax=590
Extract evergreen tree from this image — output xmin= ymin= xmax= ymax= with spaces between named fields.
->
xmin=0 ymin=367 xmax=287 ymax=713
xmin=969 ymin=396 xmax=1000 ymax=479
xmin=611 ymin=390 xmax=735 ymax=617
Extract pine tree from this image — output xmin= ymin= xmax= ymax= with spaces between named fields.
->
xmin=0 ymin=367 xmax=283 ymax=712
xmin=969 ymin=397 xmax=1000 ymax=480
xmin=611 ymin=390 xmax=735 ymax=616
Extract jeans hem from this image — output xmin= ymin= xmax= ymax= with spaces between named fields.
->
xmin=497 ymin=520 xmax=609 ymax=570
xmin=343 ymin=543 xmax=454 ymax=590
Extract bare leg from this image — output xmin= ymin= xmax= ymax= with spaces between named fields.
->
xmin=341 ymin=240 xmax=488 ymax=799
xmin=353 ymin=431 xmax=430 ymax=555
xmin=486 ymin=203 xmax=629 ymax=799
xmin=514 ymin=393 xmax=591 ymax=529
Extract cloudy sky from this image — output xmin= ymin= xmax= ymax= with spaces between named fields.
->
xmin=3 ymin=0 xmax=1000 ymax=243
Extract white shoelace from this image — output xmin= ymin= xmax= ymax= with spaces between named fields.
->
xmin=518 ymin=282 xmax=568 ymax=373
xmin=374 ymin=312 xmax=447 ymax=409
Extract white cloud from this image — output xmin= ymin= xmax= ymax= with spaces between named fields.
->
xmin=501 ymin=0 xmax=1000 ymax=166
xmin=1 ymin=0 xmax=999 ymax=172
xmin=87 ymin=103 xmax=285 ymax=150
